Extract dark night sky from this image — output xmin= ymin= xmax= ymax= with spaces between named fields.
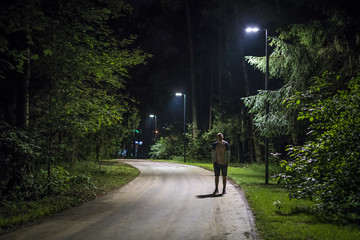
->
xmin=126 ymin=1 xmax=266 ymax=129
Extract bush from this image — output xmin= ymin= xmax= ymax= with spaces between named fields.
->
xmin=280 ymin=73 xmax=360 ymax=216
xmin=149 ymin=136 xmax=182 ymax=159
xmin=0 ymin=122 xmax=40 ymax=199
xmin=186 ymin=130 xmax=212 ymax=161
xmin=9 ymin=166 xmax=71 ymax=200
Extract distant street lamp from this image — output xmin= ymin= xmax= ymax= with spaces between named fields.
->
xmin=175 ymin=92 xmax=186 ymax=163
xmin=149 ymin=114 xmax=157 ymax=141
xmin=245 ymin=26 xmax=270 ymax=184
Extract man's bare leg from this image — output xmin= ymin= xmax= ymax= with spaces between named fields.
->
xmin=222 ymin=176 xmax=227 ymax=194
xmin=214 ymin=176 xmax=219 ymax=194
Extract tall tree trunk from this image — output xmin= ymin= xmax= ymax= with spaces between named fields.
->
xmin=217 ymin=0 xmax=223 ymax=98
xmin=208 ymin=57 xmax=215 ymax=130
xmin=95 ymin=133 xmax=102 ymax=163
xmin=96 ymin=143 xmax=101 ymax=163
xmin=184 ymin=0 xmax=198 ymax=138
xmin=47 ymin=77 xmax=53 ymax=192
xmin=72 ymin=135 xmax=76 ymax=166
xmin=23 ymin=51 xmax=30 ymax=129
xmin=17 ymin=14 xmax=32 ymax=128
xmin=236 ymin=134 xmax=241 ymax=162
xmin=239 ymin=37 xmax=263 ymax=163
xmin=16 ymin=50 xmax=30 ymax=128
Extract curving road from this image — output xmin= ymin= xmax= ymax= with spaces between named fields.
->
xmin=0 ymin=160 xmax=259 ymax=240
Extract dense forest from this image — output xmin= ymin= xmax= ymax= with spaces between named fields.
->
xmin=1 ymin=0 xmax=359 ymax=216
xmin=0 ymin=0 xmax=149 ymax=201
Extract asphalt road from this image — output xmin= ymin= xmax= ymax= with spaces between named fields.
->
xmin=0 ymin=160 xmax=259 ymax=240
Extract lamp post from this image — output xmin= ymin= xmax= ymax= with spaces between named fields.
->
xmin=245 ymin=27 xmax=270 ymax=184
xmin=175 ymin=92 xmax=186 ymax=163
xmin=149 ymin=114 xmax=157 ymax=141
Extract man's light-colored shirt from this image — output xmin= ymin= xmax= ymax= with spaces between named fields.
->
xmin=212 ymin=140 xmax=230 ymax=165
xmin=215 ymin=140 xmax=226 ymax=165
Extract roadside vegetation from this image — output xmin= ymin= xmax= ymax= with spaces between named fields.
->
xmin=0 ymin=0 xmax=144 ymax=232
xmin=0 ymin=161 xmax=139 ymax=231
xmin=0 ymin=0 xmax=147 ymax=230
xmin=159 ymin=159 xmax=360 ymax=240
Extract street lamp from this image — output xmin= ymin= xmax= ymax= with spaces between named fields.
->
xmin=149 ymin=114 xmax=157 ymax=141
xmin=245 ymin=26 xmax=270 ymax=184
xmin=175 ymin=92 xmax=186 ymax=163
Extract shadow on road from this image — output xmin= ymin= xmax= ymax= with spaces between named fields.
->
xmin=196 ymin=193 xmax=224 ymax=199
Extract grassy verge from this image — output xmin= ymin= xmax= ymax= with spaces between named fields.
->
xmin=0 ymin=160 xmax=139 ymax=231
xmin=158 ymin=159 xmax=360 ymax=240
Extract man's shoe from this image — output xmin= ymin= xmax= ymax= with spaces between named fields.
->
xmin=222 ymin=189 xmax=226 ymax=194
xmin=213 ymin=188 xmax=219 ymax=195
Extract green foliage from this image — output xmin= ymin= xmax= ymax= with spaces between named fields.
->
xmin=244 ymin=11 xmax=360 ymax=217
xmin=0 ymin=122 xmax=41 ymax=198
xmin=242 ymin=87 xmax=294 ymax=138
xmin=150 ymin=114 xmax=241 ymax=162
xmin=29 ymin=0 xmax=149 ymax=135
xmin=207 ymin=110 xmax=239 ymax=143
xmin=279 ymin=73 xmax=360 ymax=215
xmin=150 ymin=103 xmax=247 ymax=162
xmin=0 ymin=0 xmax=148 ymax=201
xmin=186 ymin=131 xmax=212 ymax=161
xmin=0 ymin=0 xmax=47 ymax=78
xmin=243 ymin=14 xmax=360 ymax=141
xmin=15 ymin=166 xmax=69 ymax=200
xmin=149 ymin=136 xmax=182 ymax=159
xmin=3 ymin=163 xmax=97 ymax=201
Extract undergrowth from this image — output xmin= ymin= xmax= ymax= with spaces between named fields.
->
xmin=0 ymin=160 xmax=139 ymax=231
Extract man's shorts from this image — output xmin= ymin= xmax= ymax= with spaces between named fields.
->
xmin=213 ymin=162 xmax=228 ymax=176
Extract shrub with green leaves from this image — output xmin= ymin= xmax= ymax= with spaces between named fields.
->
xmin=149 ymin=136 xmax=182 ymax=159
xmin=0 ymin=123 xmax=40 ymax=199
xmin=279 ymin=73 xmax=360 ymax=216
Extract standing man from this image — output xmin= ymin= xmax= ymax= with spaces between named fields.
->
xmin=212 ymin=133 xmax=230 ymax=194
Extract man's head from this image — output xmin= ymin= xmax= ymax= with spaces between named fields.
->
xmin=217 ymin=133 xmax=224 ymax=141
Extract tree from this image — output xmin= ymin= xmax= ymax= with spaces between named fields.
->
xmin=243 ymin=12 xmax=360 ymax=143
xmin=0 ymin=0 xmax=149 ymax=200
xmin=29 ymin=0 xmax=149 ymax=163
xmin=184 ymin=0 xmax=198 ymax=138
xmin=0 ymin=0 xmax=48 ymax=127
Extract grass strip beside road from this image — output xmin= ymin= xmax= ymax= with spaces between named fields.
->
xmin=0 ymin=160 xmax=139 ymax=231
xmin=158 ymin=160 xmax=360 ymax=240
